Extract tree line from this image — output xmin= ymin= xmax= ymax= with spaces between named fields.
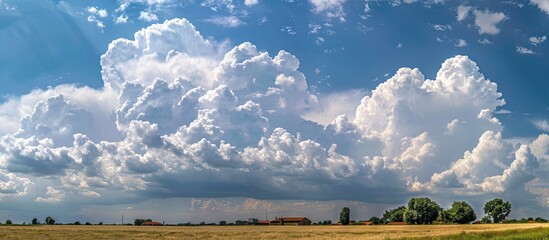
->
xmin=339 ymin=197 xmax=519 ymax=225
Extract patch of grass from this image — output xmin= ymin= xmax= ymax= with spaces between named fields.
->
xmin=405 ymin=226 xmax=549 ymax=240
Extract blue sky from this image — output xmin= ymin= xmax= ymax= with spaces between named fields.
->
xmin=0 ymin=0 xmax=548 ymax=223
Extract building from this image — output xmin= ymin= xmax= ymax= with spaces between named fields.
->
xmin=270 ymin=217 xmax=312 ymax=225
xmin=358 ymin=221 xmax=374 ymax=225
xmin=142 ymin=221 xmax=163 ymax=226
xmin=247 ymin=218 xmax=270 ymax=225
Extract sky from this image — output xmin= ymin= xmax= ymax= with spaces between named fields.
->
xmin=0 ymin=0 xmax=548 ymax=224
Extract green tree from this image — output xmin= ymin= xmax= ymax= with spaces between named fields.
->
xmin=403 ymin=197 xmax=441 ymax=224
xmin=483 ymin=198 xmax=511 ymax=223
xmin=45 ymin=216 xmax=55 ymax=225
xmin=445 ymin=201 xmax=477 ymax=224
xmin=368 ymin=216 xmax=382 ymax=225
xmin=382 ymin=206 xmax=406 ymax=223
xmin=74 ymin=221 xmax=81 ymax=225
xmin=98 ymin=222 xmax=103 ymax=225
xmin=339 ymin=207 xmax=350 ymax=225
xmin=480 ymin=216 xmax=492 ymax=224
xmin=31 ymin=218 xmax=38 ymax=225
xmin=134 ymin=218 xmax=152 ymax=226
xmin=5 ymin=220 xmax=12 ymax=225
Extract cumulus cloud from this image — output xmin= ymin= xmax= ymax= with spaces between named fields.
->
xmin=138 ymin=11 xmax=158 ymax=22
xmin=533 ymin=119 xmax=549 ymax=132
xmin=35 ymin=187 xmax=65 ymax=203
xmin=87 ymin=6 xmax=108 ymax=29
xmin=455 ymin=39 xmax=467 ymax=47
xmin=456 ymin=5 xmax=471 ymax=21
xmin=531 ymin=0 xmax=549 ymax=15
xmin=473 ymin=9 xmax=507 ymax=35
xmin=0 ymin=17 xmax=547 ymax=216
xmin=244 ymin=0 xmax=259 ymax=6
xmin=308 ymin=0 xmax=347 ymax=21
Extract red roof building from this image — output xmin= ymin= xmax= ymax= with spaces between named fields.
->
xmin=143 ymin=221 xmax=163 ymax=226
xmin=270 ymin=217 xmax=312 ymax=225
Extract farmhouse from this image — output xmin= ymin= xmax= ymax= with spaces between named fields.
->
xmin=248 ymin=218 xmax=271 ymax=225
xmin=142 ymin=221 xmax=163 ymax=226
xmin=270 ymin=217 xmax=312 ymax=225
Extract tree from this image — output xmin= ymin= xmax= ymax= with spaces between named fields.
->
xmin=98 ymin=222 xmax=103 ymax=225
xmin=134 ymin=218 xmax=152 ymax=226
xmin=480 ymin=216 xmax=492 ymax=224
xmin=483 ymin=198 xmax=511 ymax=223
xmin=445 ymin=201 xmax=477 ymax=224
xmin=45 ymin=216 xmax=55 ymax=225
xmin=368 ymin=216 xmax=382 ymax=225
xmin=5 ymin=220 xmax=12 ymax=225
xmin=339 ymin=207 xmax=350 ymax=225
xmin=382 ymin=206 xmax=406 ymax=223
xmin=74 ymin=221 xmax=81 ymax=225
xmin=32 ymin=218 xmax=38 ymax=225
xmin=403 ymin=197 xmax=441 ymax=224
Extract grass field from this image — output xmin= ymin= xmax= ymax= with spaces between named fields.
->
xmin=0 ymin=223 xmax=547 ymax=240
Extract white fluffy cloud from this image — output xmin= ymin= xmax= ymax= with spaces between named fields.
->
xmin=138 ymin=11 xmax=158 ymax=22
xmin=0 ymin=18 xmax=547 ymax=215
xmin=473 ymin=9 xmax=507 ymax=35
xmin=308 ymin=0 xmax=347 ymax=21
xmin=456 ymin=5 xmax=471 ymax=21
xmin=244 ymin=0 xmax=259 ymax=6
xmin=531 ymin=0 xmax=549 ymax=15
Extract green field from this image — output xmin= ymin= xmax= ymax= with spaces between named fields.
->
xmin=0 ymin=223 xmax=547 ymax=240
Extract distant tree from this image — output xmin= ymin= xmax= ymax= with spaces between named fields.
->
xmin=74 ymin=221 xmax=81 ymax=225
xmin=404 ymin=197 xmax=441 ymax=224
xmin=382 ymin=206 xmax=406 ymax=223
xmin=5 ymin=220 xmax=12 ymax=225
xmin=535 ymin=217 xmax=547 ymax=223
xmin=484 ymin=198 xmax=511 ymax=223
xmin=480 ymin=216 xmax=492 ymax=224
xmin=32 ymin=218 xmax=38 ymax=225
xmin=445 ymin=201 xmax=477 ymax=224
xmin=134 ymin=218 xmax=152 ymax=226
xmin=98 ymin=222 xmax=103 ymax=225
xmin=340 ymin=207 xmax=350 ymax=225
xmin=368 ymin=216 xmax=382 ymax=225
xmin=85 ymin=222 xmax=91 ymax=225
xmin=45 ymin=216 xmax=55 ymax=225
xmin=321 ymin=220 xmax=332 ymax=225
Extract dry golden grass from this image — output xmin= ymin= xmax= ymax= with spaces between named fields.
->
xmin=0 ymin=223 xmax=547 ymax=240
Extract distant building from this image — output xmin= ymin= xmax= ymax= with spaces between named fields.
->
xmin=270 ymin=217 xmax=312 ymax=225
xmin=256 ymin=220 xmax=270 ymax=225
xmin=358 ymin=221 xmax=374 ymax=225
xmin=247 ymin=218 xmax=270 ymax=225
xmin=248 ymin=218 xmax=259 ymax=225
xmin=142 ymin=222 xmax=163 ymax=226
